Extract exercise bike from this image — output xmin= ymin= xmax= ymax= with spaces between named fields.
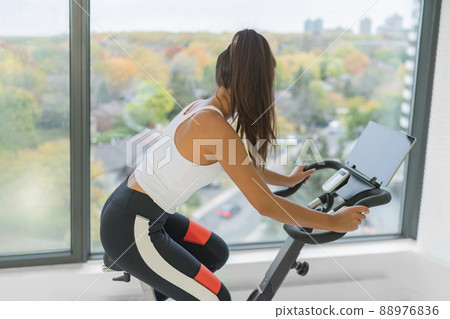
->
xmin=102 ymin=121 xmax=416 ymax=301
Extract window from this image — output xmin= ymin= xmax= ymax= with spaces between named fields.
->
xmin=0 ymin=0 xmax=439 ymax=266
xmin=89 ymin=0 xmax=422 ymax=250
xmin=0 ymin=1 xmax=71 ymax=254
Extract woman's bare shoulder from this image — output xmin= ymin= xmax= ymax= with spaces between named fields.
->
xmin=189 ymin=110 xmax=234 ymax=137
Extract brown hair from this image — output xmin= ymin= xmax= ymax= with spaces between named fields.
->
xmin=215 ymin=29 xmax=277 ymax=167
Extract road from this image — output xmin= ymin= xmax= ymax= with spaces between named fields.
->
xmin=195 ymin=188 xmax=279 ymax=245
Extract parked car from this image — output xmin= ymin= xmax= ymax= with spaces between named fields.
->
xmin=217 ymin=202 xmax=241 ymax=218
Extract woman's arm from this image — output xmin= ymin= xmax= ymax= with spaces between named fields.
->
xmin=191 ymin=112 xmax=368 ymax=232
xmin=254 ymin=164 xmax=315 ymax=187
xmin=254 ymin=166 xmax=290 ymax=187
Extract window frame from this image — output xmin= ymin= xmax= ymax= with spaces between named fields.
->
xmin=0 ymin=0 xmax=442 ymax=267
xmin=400 ymin=0 xmax=442 ymax=240
xmin=0 ymin=0 xmax=91 ymax=268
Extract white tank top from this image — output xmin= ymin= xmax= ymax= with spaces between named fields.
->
xmin=134 ymin=100 xmax=224 ymax=213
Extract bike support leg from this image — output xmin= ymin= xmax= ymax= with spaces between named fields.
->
xmin=247 ymin=237 xmax=305 ymax=301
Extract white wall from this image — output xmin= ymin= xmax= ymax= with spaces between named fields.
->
xmin=417 ymin=0 xmax=450 ymax=266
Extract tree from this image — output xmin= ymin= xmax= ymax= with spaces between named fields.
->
xmin=96 ymin=81 xmax=113 ymax=105
xmin=124 ymin=80 xmax=175 ymax=130
xmin=103 ymin=56 xmax=139 ymax=89
xmin=276 ymin=114 xmax=297 ymax=137
xmin=374 ymin=47 xmax=402 ymax=67
xmin=165 ymin=44 xmax=184 ymax=60
xmin=351 ymin=67 xmax=383 ymax=99
xmin=131 ymin=48 xmax=170 ymax=85
xmin=276 ymin=52 xmax=321 ymax=85
xmin=343 ymin=51 xmax=370 ymax=75
xmin=0 ymin=139 xmax=71 ymax=252
xmin=274 ymin=58 xmax=287 ymax=91
xmin=324 ymin=58 xmax=345 ymax=78
xmin=372 ymin=93 xmax=403 ymax=130
xmin=185 ymin=43 xmax=213 ymax=80
xmin=0 ymin=51 xmax=47 ymax=95
xmin=0 ymin=86 xmax=41 ymax=152
xmin=31 ymin=38 xmax=69 ymax=75
xmin=199 ymin=63 xmax=217 ymax=98
xmin=285 ymin=67 xmax=331 ymax=130
xmin=168 ymin=53 xmax=197 ymax=116
xmin=342 ymin=96 xmax=380 ymax=140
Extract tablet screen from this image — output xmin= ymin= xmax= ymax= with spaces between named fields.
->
xmin=345 ymin=121 xmax=416 ymax=186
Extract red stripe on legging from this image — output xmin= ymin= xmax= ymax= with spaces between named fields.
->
xmin=183 ymin=220 xmax=212 ymax=245
xmin=194 ymin=264 xmax=221 ymax=295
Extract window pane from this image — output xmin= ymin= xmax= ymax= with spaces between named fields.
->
xmin=0 ymin=1 xmax=71 ymax=254
xmin=90 ymin=0 xmax=421 ymax=250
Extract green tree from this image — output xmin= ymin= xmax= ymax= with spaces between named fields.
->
xmin=31 ymin=37 xmax=69 ymax=75
xmin=199 ymin=63 xmax=217 ymax=98
xmin=124 ymin=80 xmax=175 ymax=129
xmin=0 ymin=86 xmax=41 ymax=152
xmin=96 ymin=81 xmax=113 ymax=105
xmin=324 ymin=58 xmax=345 ymax=78
xmin=342 ymin=96 xmax=380 ymax=140
xmin=0 ymin=139 xmax=71 ymax=252
xmin=286 ymin=67 xmax=331 ymax=130
xmin=168 ymin=55 xmax=197 ymax=118
xmin=374 ymin=47 xmax=402 ymax=67
xmin=372 ymin=93 xmax=403 ymax=130
xmin=351 ymin=67 xmax=383 ymax=99
xmin=1 ymin=50 xmax=47 ymax=95
xmin=343 ymin=51 xmax=370 ymax=75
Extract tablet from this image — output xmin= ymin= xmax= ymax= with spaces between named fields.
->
xmin=345 ymin=121 xmax=416 ymax=187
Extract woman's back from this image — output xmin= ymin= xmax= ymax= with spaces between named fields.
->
xmin=134 ymin=100 xmax=225 ymax=213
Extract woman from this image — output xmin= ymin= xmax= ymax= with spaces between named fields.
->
xmin=100 ymin=29 xmax=369 ymax=301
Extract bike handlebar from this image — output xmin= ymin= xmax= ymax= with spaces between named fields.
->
xmin=273 ymin=160 xmax=346 ymax=197
xmin=274 ymin=160 xmax=392 ymax=245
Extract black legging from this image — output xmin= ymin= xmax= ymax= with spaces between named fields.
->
xmin=100 ymin=175 xmax=231 ymax=301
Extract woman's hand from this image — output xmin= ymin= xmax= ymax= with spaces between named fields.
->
xmin=287 ymin=164 xmax=316 ymax=188
xmin=330 ymin=205 xmax=370 ymax=233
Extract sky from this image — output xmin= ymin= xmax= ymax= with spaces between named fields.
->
xmin=0 ymin=0 xmax=419 ymax=36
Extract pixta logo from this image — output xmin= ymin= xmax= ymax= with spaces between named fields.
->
xmin=191 ymin=137 xmax=324 ymax=167
xmin=126 ymin=129 xmax=171 ymax=175
xmin=126 ymin=129 xmax=325 ymax=173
